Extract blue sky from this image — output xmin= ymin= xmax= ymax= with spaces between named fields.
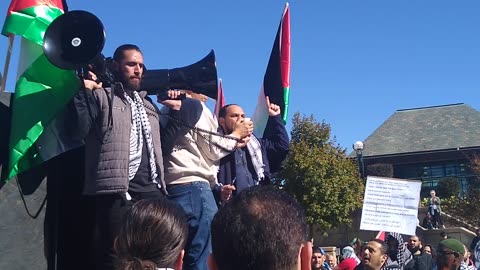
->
xmin=1 ymin=1 xmax=479 ymax=153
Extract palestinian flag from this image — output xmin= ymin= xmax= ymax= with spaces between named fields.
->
xmin=252 ymin=3 xmax=290 ymax=137
xmin=2 ymin=0 xmax=80 ymax=182
xmin=213 ymin=78 xmax=225 ymax=120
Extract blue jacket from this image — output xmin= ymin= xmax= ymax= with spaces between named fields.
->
xmin=216 ymin=115 xmax=289 ymax=197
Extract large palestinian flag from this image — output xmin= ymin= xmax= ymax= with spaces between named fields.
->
xmin=2 ymin=0 xmax=80 ymax=182
xmin=252 ymin=3 xmax=290 ymax=137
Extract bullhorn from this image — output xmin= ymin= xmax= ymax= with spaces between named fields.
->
xmin=142 ymin=50 xmax=218 ymax=100
xmin=43 ymin=10 xmax=105 ymax=70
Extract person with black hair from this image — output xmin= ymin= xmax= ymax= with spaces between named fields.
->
xmin=209 ymin=185 xmax=311 ymax=270
xmin=72 ymin=44 xmax=180 ymax=269
xmin=404 ymin=235 xmax=432 ymax=270
xmin=114 ymin=198 xmax=188 ymax=270
xmin=215 ymin=97 xmax=289 ymax=204
xmin=361 ymin=239 xmax=389 ymax=270
xmin=159 ymin=91 xmax=252 ymax=270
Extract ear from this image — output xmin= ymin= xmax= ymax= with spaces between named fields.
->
xmin=380 ymin=254 xmax=388 ymax=266
xmin=175 ymin=249 xmax=185 ymax=270
xmin=208 ymin=254 xmax=218 ymax=270
xmin=218 ymin=117 xmax=226 ymax=129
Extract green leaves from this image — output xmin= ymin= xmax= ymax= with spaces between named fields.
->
xmin=279 ymin=112 xmax=364 ymax=230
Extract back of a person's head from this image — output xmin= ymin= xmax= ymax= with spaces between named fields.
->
xmin=115 ymin=198 xmax=188 ymax=270
xmin=211 ymin=185 xmax=307 ymax=270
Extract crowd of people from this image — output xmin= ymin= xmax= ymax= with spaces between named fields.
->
xmin=47 ymin=43 xmax=479 ymax=270
xmin=310 ymin=233 xmax=480 ymax=270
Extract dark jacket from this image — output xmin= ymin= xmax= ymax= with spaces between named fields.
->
xmin=216 ymin=114 xmax=289 ymax=198
xmin=404 ymin=252 xmax=432 ymax=270
xmin=72 ymin=86 xmax=166 ymax=195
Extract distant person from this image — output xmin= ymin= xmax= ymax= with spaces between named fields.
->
xmin=350 ymin=238 xmax=364 ymax=260
xmin=114 ymin=198 xmax=188 ymax=270
xmin=335 ymin=246 xmax=359 ymax=270
xmin=341 ymin=246 xmax=361 ymax=266
xmin=441 ymin=232 xmax=448 ymax=240
xmin=422 ymin=212 xmax=435 ymax=230
xmin=384 ymin=232 xmax=408 ymax=269
xmin=423 ymin=244 xmax=437 ymax=270
xmin=460 ymin=245 xmax=476 ymax=270
xmin=470 ymin=228 xmax=480 ymax=256
xmin=428 ymin=190 xmax=444 ymax=229
xmin=474 ymin=240 xmax=480 ymax=270
xmin=209 ymin=185 xmax=311 ymax=270
xmin=404 ymin=235 xmax=432 ymax=270
xmin=422 ymin=244 xmax=436 ymax=260
xmin=312 ymin=247 xmax=330 ymax=270
xmin=361 ymin=239 xmax=389 ymax=270
xmin=326 ymin=253 xmax=338 ymax=268
xmin=436 ymin=239 xmax=465 ymax=270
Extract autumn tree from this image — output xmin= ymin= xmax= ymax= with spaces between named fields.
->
xmin=277 ymin=112 xmax=364 ymax=230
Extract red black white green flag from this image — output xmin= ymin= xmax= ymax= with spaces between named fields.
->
xmin=252 ymin=3 xmax=290 ymax=137
xmin=2 ymin=0 xmax=80 ymax=182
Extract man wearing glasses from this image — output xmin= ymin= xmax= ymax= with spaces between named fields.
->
xmin=436 ymin=239 xmax=465 ymax=270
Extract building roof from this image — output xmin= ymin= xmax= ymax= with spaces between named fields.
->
xmin=353 ymin=103 xmax=480 ymax=157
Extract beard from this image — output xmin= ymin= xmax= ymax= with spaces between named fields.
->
xmin=125 ymin=77 xmax=141 ymax=91
xmin=408 ymin=246 xmax=420 ymax=254
xmin=118 ymin=74 xmax=142 ymax=92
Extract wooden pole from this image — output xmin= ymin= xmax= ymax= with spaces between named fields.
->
xmin=1 ymin=34 xmax=15 ymax=92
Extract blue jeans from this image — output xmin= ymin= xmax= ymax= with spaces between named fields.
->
xmin=167 ymin=181 xmax=218 ymax=270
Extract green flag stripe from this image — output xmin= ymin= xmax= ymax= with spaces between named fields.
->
xmin=2 ymin=6 xmax=63 ymax=45
xmin=7 ymin=54 xmax=79 ymax=180
xmin=282 ymin=86 xmax=290 ymax=123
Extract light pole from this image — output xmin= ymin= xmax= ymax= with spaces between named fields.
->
xmin=353 ymin=141 xmax=365 ymax=179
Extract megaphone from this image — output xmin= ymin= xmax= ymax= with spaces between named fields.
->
xmin=43 ymin=10 xmax=219 ymax=99
xmin=141 ymin=50 xmax=218 ymax=100
xmin=43 ymin=10 xmax=106 ymax=70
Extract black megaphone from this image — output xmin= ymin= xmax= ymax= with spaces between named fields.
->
xmin=141 ymin=50 xmax=218 ymax=100
xmin=43 ymin=10 xmax=106 ymax=71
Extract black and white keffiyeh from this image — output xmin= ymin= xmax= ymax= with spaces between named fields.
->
xmin=246 ymin=135 xmax=265 ymax=181
xmin=124 ymin=91 xmax=160 ymax=190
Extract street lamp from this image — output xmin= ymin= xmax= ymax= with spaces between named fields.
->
xmin=353 ymin=141 xmax=365 ymax=179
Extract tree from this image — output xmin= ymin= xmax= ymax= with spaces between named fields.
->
xmin=439 ymin=154 xmax=480 ymax=227
xmin=436 ymin=177 xmax=461 ymax=198
xmin=277 ymin=112 xmax=364 ymax=230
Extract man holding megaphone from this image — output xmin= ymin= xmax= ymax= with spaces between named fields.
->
xmin=71 ymin=44 xmax=180 ymax=269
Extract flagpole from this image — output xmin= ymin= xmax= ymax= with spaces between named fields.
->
xmin=1 ymin=34 xmax=14 ymax=92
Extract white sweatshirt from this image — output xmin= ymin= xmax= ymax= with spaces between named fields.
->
xmin=162 ymin=101 xmax=237 ymax=186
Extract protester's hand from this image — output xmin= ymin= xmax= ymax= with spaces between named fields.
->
xmin=300 ymin=241 xmax=313 ymax=270
xmin=220 ymin=184 xmax=236 ymax=202
xmin=84 ymin=71 xmax=102 ymax=90
xmin=266 ymin=96 xmax=281 ymax=116
xmin=235 ymin=135 xmax=251 ymax=149
xmin=159 ymin=90 xmax=183 ymax=110
xmin=231 ymin=117 xmax=253 ymax=139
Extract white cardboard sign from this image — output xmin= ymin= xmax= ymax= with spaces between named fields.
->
xmin=360 ymin=176 xmax=422 ymax=236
